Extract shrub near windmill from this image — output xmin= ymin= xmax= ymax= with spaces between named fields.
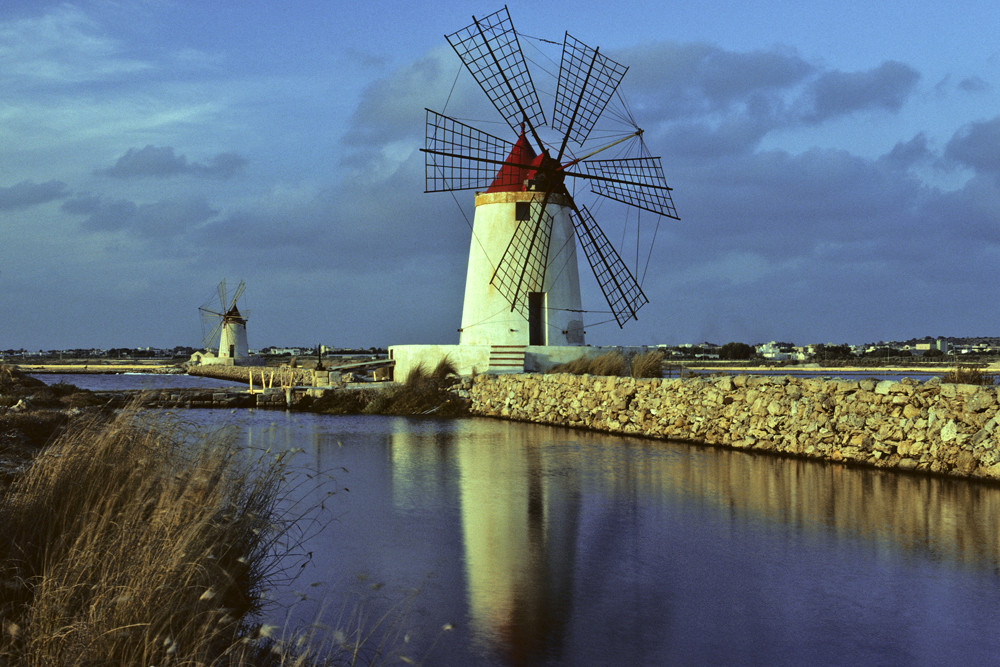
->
xmin=390 ymin=7 xmax=678 ymax=377
xmin=194 ymin=280 xmax=250 ymax=366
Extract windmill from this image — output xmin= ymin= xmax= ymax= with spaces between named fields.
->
xmin=424 ymin=7 xmax=679 ymax=348
xmin=199 ymin=279 xmax=249 ymax=363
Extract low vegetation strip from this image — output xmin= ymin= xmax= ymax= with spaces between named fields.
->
xmin=469 ymin=372 xmax=1000 ymax=480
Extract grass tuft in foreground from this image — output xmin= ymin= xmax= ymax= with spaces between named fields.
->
xmin=548 ymin=350 xmax=664 ymax=378
xmin=0 ymin=404 xmax=294 ymax=665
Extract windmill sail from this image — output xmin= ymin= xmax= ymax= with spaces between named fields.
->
xmin=446 ymin=7 xmax=545 ymax=135
xmin=553 ymin=33 xmax=628 ymax=150
xmin=570 ymin=206 xmax=648 ymax=326
xmin=578 ymin=156 xmax=679 ymax=219
xmin=490 ymin=197 xmax=556 ymax=317
xmin=424 ymin=110 xmax=518 ymax=193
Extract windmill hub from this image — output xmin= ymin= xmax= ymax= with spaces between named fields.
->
xmin=525 ymin=153 xmax=566 ymax=194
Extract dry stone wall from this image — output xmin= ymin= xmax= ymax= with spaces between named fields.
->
xmin=467 ymin=373 xmax=1000 ymax=481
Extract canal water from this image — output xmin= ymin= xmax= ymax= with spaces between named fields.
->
xmin=33 ymin=374 xmax=1000 ymax=665
xmin=30 ymin=372 xmax=244 ymax=391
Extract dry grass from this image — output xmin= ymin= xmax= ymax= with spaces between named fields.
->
xmin=0 ymin=404 xmax=295 ymax=665
xmin=589 ymin=352 xmax=628 ymax=377
xmin=430 ymin=357 xmax=458 ymax=381
xmin=941 ymin=364 xmax=998 ymax=385
xmin=548 ymin=350 xmax=664 ymax=378
xmin=630 ymin=350 xmax=665 ymax=378
xmin=322 ymin=358 xmax=468 ymax=417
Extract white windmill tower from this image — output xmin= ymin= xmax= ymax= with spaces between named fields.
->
xmin=423 ymin=7 xmax=679 ymax=348
xmin=199 ymin=279 xmax=249 ymax=364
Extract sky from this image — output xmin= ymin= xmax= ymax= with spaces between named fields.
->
xmin=4 ymin=0 xmax=1000 ymax=350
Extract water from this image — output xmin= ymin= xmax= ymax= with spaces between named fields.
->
xmin=37 ymin=373 xmax=1000 ymax=664
xmin=666 ymin=367 xmax=945 ymax=383
xmin=30 ymin=372 xmax=244 ymax=391
xmin=175 ymin=409 xmax=1000 ymax=666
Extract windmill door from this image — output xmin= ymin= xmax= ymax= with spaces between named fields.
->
xmin=228 ymin=344 xmax=235 ymax=358
xmin=528 ymin=292 xmax=545 ymax=345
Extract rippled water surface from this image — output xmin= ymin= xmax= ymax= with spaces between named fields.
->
xmin=163 ymin=408 xmax=1000 ymax=666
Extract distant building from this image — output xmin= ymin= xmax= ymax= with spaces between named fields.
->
xmin=914 ymin=339 xmax=949 ymax=355
xmin=756 ymin=341 xmax=799 ymax=361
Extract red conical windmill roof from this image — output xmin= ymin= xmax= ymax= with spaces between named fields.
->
xmin=486 ymin=126 xmax=536 ymax=193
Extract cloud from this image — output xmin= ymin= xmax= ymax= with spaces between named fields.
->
xmin=958 ymin=76 xmax=989 ymax=93
xmin=615 ymin=44 xmax=920 ymax=159
xmin=803 ymin=61 xmax=920 ymax=122
xmin=879 ymin=133 xmax=933 ymax=170
xmin=98 ymin=146 xmax=248 ymax=179
xmin=62 ymin=194 xmax=217 ymax=237
xmin=342 ymin=46 xmax=461 ymax=148
xmin=0 ymin=4 xmax=150 ymax=86
xmin=619 ymin=42 xmax=815 ymax=121
xmin=944 ymin=117 xmax=1000 ymax=177
xmin=0 ymin=180 xmax=68 ymax=210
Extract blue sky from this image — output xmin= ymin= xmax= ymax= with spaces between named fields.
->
xmin=3 ymin=1 xmax=1000 ymax=350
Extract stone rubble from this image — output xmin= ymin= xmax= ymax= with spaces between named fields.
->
xmin=466 ymin=373 xmax=1000 ymax=480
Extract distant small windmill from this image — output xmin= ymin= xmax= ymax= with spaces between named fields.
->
xmin=424 ymin=7 xmax=679 ymax=347
xmin=199 ymin=279 xmax=249 ymax=363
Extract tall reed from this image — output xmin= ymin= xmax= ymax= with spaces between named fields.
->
xmin=0 ymin=405 xmax=291 ymax=665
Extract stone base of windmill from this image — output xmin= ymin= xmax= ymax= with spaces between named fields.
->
xmin=387 ymin=344 xmax=652 ymax=381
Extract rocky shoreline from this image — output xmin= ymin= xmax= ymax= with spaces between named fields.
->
xmin=8 ymin=361 xmax=1000 ymax=485
xmin=0 ymin=366 xmax=111 ymax=490
xmin=466 ymin=372 xmax=1000 ymax=482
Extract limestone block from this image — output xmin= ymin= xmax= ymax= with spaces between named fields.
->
xmin=940 ymin=419 xmax=959 ymax=442
xmin=965 ymin=390 xmax=996 ymax=413
xmin=874 ymin=381 xmax=894 ymax=395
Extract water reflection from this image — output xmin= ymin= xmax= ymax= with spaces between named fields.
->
xmin=170 ymin=410 xmax=1000 ymax=665
xmin=379 ymin=418 xmax=1000 ymax=663
xmin=452 ymin=424 xmax=579 ymax=663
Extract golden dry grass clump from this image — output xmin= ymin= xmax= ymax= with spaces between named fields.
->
xmin=0 ymin=405 xmax=291 ymax=665
xmin=941 ymin=364 xmax=998 ymax=385
xmin=547 ymin=350 xmax=664 ymax=378
xmin=359 ymin=359 xmax=465 ymax=417
xmin=630 ymin=350 xmax=665 ymax=378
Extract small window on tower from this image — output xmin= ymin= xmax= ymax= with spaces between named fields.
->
xmin=515 ymin=201 xmax=530 ymax=221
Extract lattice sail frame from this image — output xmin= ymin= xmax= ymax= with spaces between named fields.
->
xmin=424 ymin=110 xmax=517 ymax=192
xmin=490 ymin=199 xmax=554 ymax=318
xmin=570 ymin=205 xmax=648 ymax=326
xmin=578 ymin=156 xmax=679 ymax=219
xmin=553 ymin=33 xmax=628 ymax=148
xmin=445 ymin=6 xmax=545 ymax=135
